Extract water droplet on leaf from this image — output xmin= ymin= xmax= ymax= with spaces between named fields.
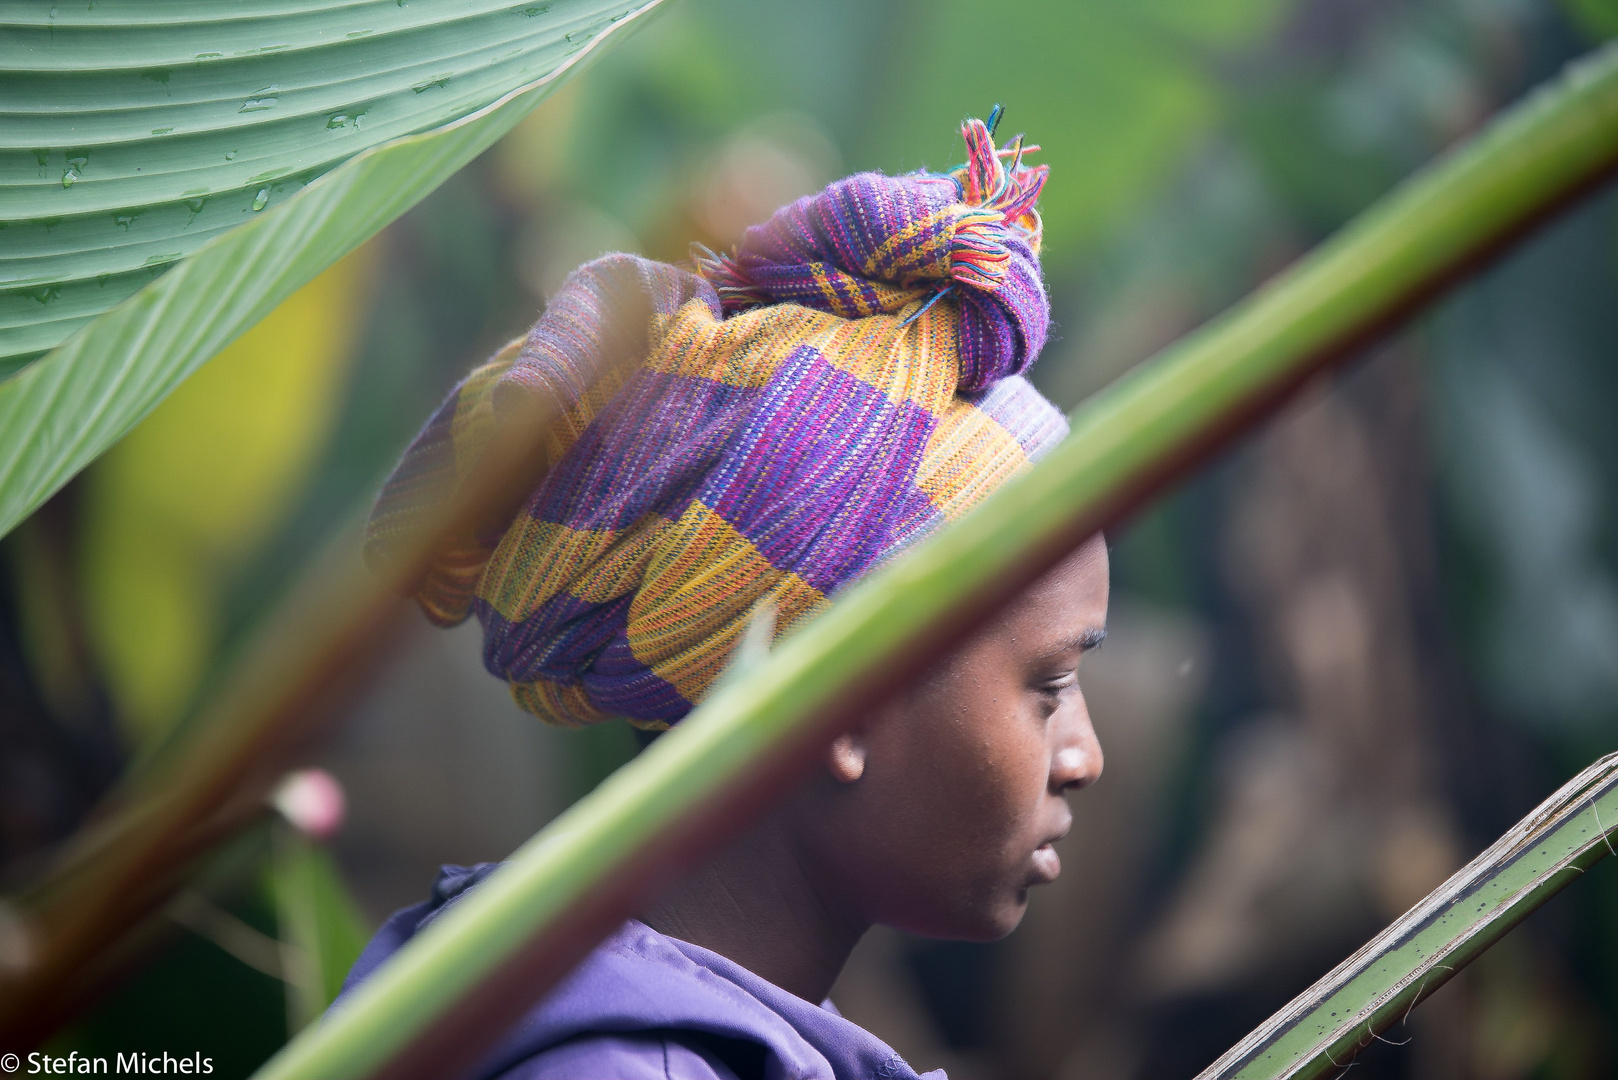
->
xmin=239 ymin=86 xmax=281 ymax=113
xmin=61 ymin=156 xmax=87 ymax=188
xmin=252 ymin=188 xmax=269 ymax=211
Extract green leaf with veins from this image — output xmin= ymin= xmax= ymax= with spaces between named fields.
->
xmin=0 ymin=0 xmax=667 ymax=540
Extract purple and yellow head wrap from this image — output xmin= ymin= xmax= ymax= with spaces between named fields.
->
xmin=367 ymin=117 xmax=1068 ymax=728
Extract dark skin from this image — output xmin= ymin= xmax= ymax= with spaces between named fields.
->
xmin=644 ymin=535 xmax=1109 ymax=1003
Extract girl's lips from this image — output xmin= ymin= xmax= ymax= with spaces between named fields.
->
xmin=1030 ymin=842 xmax=1061 ymax=884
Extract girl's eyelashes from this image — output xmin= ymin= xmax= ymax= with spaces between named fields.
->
xmin=1033 ymin=671 xmax=1078 ymax=696
xmin=1032 ymin=674 xmax=1075 ymax=719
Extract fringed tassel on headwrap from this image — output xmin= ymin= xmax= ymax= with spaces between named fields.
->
xmin=947 ymin=119 xmax=1048 ymax=292
xmin=696 ymin=114 xmax=1045 ymax=308
xmin=690 ymin=242 xmax=767 ymax=310
xmin=690 ymin=110 xmax=1050 ymax=392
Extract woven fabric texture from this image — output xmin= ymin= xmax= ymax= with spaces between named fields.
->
xmin=367 ymin=118 xmax=1067 ymax=728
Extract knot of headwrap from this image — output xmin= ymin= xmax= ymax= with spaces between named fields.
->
xmin=693 ymin=116 xmax=1049 ymax=394
xmin=366 ymin=117 xmax=1066 ymax=729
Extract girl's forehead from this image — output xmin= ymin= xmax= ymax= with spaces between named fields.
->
xmin=972 ymin=547 xmax=1108 ymax=662
xmin=1010 ymin=539 xmax=1109 ymax=621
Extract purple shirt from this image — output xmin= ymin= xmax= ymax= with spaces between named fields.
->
xmin=339 ymin=864 xmax=945 ymax=1080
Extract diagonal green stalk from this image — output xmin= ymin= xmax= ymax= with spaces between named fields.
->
xmin=248 ymin=39 xmax=1618 ymax=1080
xmin=1199 ymin=753 xmax=1618 ymax=1080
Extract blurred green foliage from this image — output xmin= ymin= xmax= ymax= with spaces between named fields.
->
xmin=78 ymin=249 xmax=375 ymax=745
xmin=494 ymin=0 xmax=1296 ymax=264
xmin=1559 ymin=0 xmax=1618 ymax=40
xmin=54 ymin=859 xmax=288 ymax=1079
xmin=269 ymin=827 xmax=371 ymax=1031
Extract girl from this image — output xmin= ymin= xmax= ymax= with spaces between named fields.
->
xmin=345 ymin=115 xmax=1107 ymax=1080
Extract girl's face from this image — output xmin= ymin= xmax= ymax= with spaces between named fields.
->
xmin=798 ymin=536 xmax=1110 ymax=942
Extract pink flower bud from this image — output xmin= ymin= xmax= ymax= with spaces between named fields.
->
xmin=272 ymin=768 xmax=346 ymax=841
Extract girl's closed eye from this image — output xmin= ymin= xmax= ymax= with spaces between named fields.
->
xmin=1036 ymin=671 xmax=1077 ymax=694
xmin=1033 ymin=671 xmax=1079 ymax=713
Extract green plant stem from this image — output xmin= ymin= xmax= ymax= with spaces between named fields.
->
xmin=249 ymin=39 xmax=1618 ymax=1080
xmin=1199 ymin=753 xmax=1618 ymax=1080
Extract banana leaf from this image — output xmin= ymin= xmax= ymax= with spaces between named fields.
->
xmin=0 ymin=0 xmax=666 ymax=541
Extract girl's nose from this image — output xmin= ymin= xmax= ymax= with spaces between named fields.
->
xmin=1051 ymin=690 xmax=1103 ymax=792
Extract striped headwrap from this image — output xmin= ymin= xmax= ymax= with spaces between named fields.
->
xmin=367 ymin=116 xmax=1067 ymax=728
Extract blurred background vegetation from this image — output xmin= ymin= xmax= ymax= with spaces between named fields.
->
xmin=4 ymin=0 xmax=1618 ymax=1076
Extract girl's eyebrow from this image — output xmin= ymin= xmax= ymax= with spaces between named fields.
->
xmin=1043 ymin=626 xmax=1107 ymax=659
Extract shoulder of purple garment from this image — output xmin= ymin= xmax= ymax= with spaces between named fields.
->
xmin=468 ymin=919 xmax=831 ymax=1080
xmin=489 ymin=1032 xmax=742 ymax=1080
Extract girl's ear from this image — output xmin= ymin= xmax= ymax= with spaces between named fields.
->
xmin=825 ymin=732 xmax=868 ymax=784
